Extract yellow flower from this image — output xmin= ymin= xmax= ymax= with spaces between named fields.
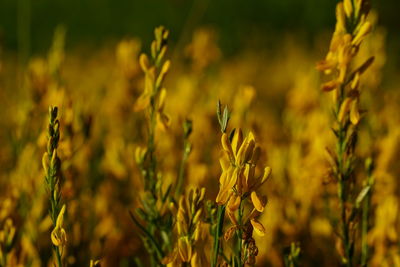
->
xmin=164 ymin=188 xmax=205 ymax=265
xmin=89 ymin=259 xmax=101 ymax=267
xmin=250 ymin=218 xmax=265 ymax=237
xmin=156 ymin=88 xmax=171 ymax=131
xmin=178 ymin=236 xmax=192 ymax=262
xmin=251 ymin=191 xmax=265 ymax=212
xmin=216 ymin=129 xmax=271 ymax=209
xmin=51 ymin=204 xmax=67 ymax=247
xmin=216 ymin=130 xmax=253 ymax=203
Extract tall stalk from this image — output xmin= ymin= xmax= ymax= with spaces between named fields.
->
xmin=317 ymin=0 xmax=374 ymax=265
xmin=132 ymin=26 xmax=172 ymax=266
xmin=43 ymin=106 xmax=66 ymax=267
xmin=361 ymin=158 xmax=374 ymax=266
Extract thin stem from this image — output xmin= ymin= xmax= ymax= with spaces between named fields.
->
xmin=175 ymin=139 xmax=190 ymax=198
xmin=54 ymin=246 xmax=62 ymax=267
xmin=212 ymin=205 xmax=225 ymax=267
xmin=134 ymin=257 xmax=145 ymax=267
xmin=129 ymin=211 xmax=164 ymax=262
xmin=146 ymin=104 xmax=157 ymax=193
xmin=336 ymin=85 xmax=352 ymax=267
xmin=361 ymin=168 xmax=373 ymax=266
xmin=237 ymin=200 xmax=244 ymax=267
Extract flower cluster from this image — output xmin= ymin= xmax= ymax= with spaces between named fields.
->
xmin=163 ymin=188 xmax=206 ymax=267
xmin=51 ymin=204 xmax=67 ymax=249
xmin=216 ymin=128 xmax=271 ymax=265
xmin=317 ymin=0 xmax=373 ymax=125
xmin=42 ymin=106 xmax=67 ymax=266
xmin=316 ymin=0 xmax=375 ymax=265
xmin=135 ymin=26 xmax=171 ymax=131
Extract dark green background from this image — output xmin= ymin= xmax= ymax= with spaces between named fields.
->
xmin=0 ymin=0 xmax=398 ymax=55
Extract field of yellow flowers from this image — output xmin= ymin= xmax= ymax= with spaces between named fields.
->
xmin=0 ymin=0 xmax=399 ymax=266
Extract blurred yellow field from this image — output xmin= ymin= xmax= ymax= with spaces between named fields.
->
xmin=0 ymin=0 xmax=399 ymax=266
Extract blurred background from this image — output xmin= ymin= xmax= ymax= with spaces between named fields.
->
xmin=1 ymin=0 xmax=400 ymax=266
xmin=0 ymin=0 xmax=399 ymax=56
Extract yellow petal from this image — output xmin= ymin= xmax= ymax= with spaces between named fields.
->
xmin=247 ymin=131 xmax=255 ymax=142
xmin=251 ymin=191 xmax=265 ymax=212
xmin=316 ymin=56 xmax=336 ymax=72
xmin=250 ymin=219 xmax=265 ymax=237
xmin=352 ymin=21 xmax=372 ymax=46
xmin=227 ymin=210 xmax=238 ymax=225
xmin=338 ymin=97 xmax=352 ymax=123
xmin=321 ymin=80 xmax=340 ymax=92
xmin=236 ymin=140 xmax=249 ymax=165
xmin=156 ymin=60 xmax=171 ymax=88
xmin=162 ymin=249 xmax=178 ymax=265
xmin=350 ymin=99 xmax=360 ymax=125
xmin=56 ymin=205 xmax=66 ymax=228
xmin=191 ymin=252 xmax=201 ymax=267
xmin=243 ymin=140 xmax=255 ymax=163
xmin=231 ymin=129 xmax=243 ymax=154
xmin=190 ymin=252 xmax=201 ymax=267
xmin=221 ymin=133 xmax=233 ymax=159
xmin=261 ymin=166 xmax=272 ymax=184
xmin=51 ymin=227 xmax=67 ymax=247
xmin=335 ymin=3 xmax=346 ymax=33
xmin=227 ymin=168 xmax=239 ymax=189
xmin=343 ymin=0 xmax=353 ymax=18
xmin=158 ymin=88 xmax=167 ymax=110
xmin=219 ymin=156 xmax=230 ymax=172
xmin=351 ymin=72 xmax=360 ymax=90
xmin=157 ymin=112 xmax=171 ymax=131
xmin=227 ymin=195 xmax=241 ymax=212
xmin=89 ymin=260 xmax=101 ymax=267
xmin=193 ymin=209 xmax=202 ymax=225
xmin=134 ymin=92 xmax=151 ymax=111
xmin=219 ymin=171 xmax=228 ymax=188
xmin=216 ymin=187 xmax=231 ymax=205
xmin=139 ymin=53 xmax=150 ymax=72
xmin=178 ymin=237 xmax=192 ymax=262
xmin=193 ymin=223 xmax=201 ymax=241
xmin=42 ymin=152 xmax=49 ymax=174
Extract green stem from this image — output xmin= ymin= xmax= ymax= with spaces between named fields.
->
xmin=129 ymin=211 xmax=164 ymax=262
xmin=336 ymin=86 xmax=352 ymax=267
xmin=134 ymin=257 xmax=145 ymax=267
xmin=175 ymin=140 xmax=190 ymax=198
xmin=237 ymin=200 xmax=244 ymax=267
xmin=361 ymin=170 xmax=373 ymax=266
xmin=212 ymin=205 xmax=225 ymax=267
xmin=54 ymin=246 xmax=63 ymax=267
xmin=146 ymin=104 xmax=157 ymax=193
